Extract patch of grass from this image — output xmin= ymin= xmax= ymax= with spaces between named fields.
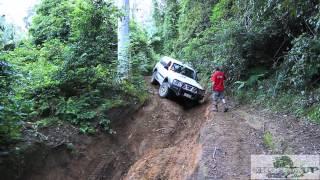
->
xmin=307 ymin=105 xmax=320 ymax=124
xmin=101 ymin=98 xmax=126 ymax=110
xmin=233 ymin=88 xmax=308 ymax=118
xmin=266 ymin=93 xmax=301 ymax=112
xmin=35 ymin=117 xmax=59 ymax=129
xmin=232 ymin=89 xmax=256 ymax=105
xmin=79 ymin=123 xmax=96 ymax=135
xmin=263 ymin=131 xmax=275 ymax=150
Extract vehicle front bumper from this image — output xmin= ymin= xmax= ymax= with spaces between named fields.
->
xmin=170 ymin=84 xmax=204 ymax=100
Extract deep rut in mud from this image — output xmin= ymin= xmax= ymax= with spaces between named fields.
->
xmin=7 ymin=78 xmax=320 ymax=180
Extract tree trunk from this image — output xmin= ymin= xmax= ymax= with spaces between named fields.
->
xmin=117 ymin=0 xmax=130 ymax=79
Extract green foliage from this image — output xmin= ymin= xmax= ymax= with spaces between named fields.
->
xmin=35 ymin=117 xmax=59 ymax=129
xmin=27 ymin=0 xmax=135 ymax=133
xmin=210 ymin=0 xmax=231 ymax=23
xmin=153 ymin=0 xmax=180 ymax=54
xmin=30 ymin=0 xmax=74 ymax=44
xmin=56 ymin=97 xmax=96 ymax=124
xmin=263 ymin=131 xmax=275 ymax=150
xmin=0 ymin=18 xmax=24 ymax=144
xmin=308 ymin=105 xmax=320 ymax=123
xmin=154 ymin=0 xmax=320 ymax=121
xmin=234 ymin=67 xmax=267 ymax=90
xmin=0 ymin=59 xmax=21 ymax=144
xmin=79 ymin=124 xmax=95 ymax=134
xmin=130 ymin=22 xmax=157 ymax=75
xmin=1 ymin=0 xmax=152 ymax=142
xmin=278 ymin=35 xmax=320 ymax=89
xmin=6 ymin=41 xmax=61 ymax=89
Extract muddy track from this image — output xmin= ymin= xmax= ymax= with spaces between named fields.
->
xmin=15 ymin=78 xmax=320 ymax=180
xmin=195 ymin=109 xmax=265 ymax=179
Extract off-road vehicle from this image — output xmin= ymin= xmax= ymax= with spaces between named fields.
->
xmin=151 ymin=56 xmax=205 ymax=101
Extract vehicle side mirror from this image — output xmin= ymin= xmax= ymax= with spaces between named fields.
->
xmin=164 ymin=61 xmax=171 ymax=70
xmin=195 ymin=76 xmax=199 ymax=81
xmin=195 ymin=72 xmax=200 ymax=81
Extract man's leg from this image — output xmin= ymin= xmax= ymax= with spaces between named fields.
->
xmin=221 ymin=92 xmax=228 ymax=112
xmin=212 ymin=91 xmax=219 ymax=112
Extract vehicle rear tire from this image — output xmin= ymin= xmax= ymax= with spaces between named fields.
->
xmin=159 ymin=82 xmax=171 ymax=98
xmin=150 ymin=71 xmax=158 ymax=85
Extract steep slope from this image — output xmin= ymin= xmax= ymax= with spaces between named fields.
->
xmin=11 ymin=78 xmax=208 ymax=180
xmin=2 ymin=77 xmax=320 ymax=180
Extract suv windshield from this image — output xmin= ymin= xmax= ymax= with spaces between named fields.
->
xmin=171 ymin=63 xmax=195 ymax=79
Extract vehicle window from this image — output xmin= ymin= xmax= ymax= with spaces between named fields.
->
xmin=171 ymin=63 xmax=183 ymax=72
xmin=171 ymin=63 xmax=195 ymax=79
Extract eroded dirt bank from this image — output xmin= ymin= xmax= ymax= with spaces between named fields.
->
xmin=2 ymin=80 xmax=208 ymax=180
xmin=2 ymin=78 xmax=320 ymax=180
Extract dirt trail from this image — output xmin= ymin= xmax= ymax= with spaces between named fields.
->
xmin=194 ymin=106 xmax=320 ymax=180
xmin=121 ymin=79 xmax=320 ymax=180
xmin=195 ymin=108 xmax=265 ymax=179
xmin=8 ymin=78 xmax=320 ymax=180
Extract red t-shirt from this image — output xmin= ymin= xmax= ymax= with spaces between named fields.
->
xmin=211 ymin=71 xmax=226 ymax=92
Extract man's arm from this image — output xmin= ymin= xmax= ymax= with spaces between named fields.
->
xmin=211 ymin=73 xmax=216 ymax=85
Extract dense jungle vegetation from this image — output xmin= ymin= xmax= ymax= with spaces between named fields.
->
xmin=1 ymin=0 xmax=320 ymax=148
xmin=153 ymin=0 xmax=320 ymax=121
xmin=0 ymin=0 xmax=155 ymax=145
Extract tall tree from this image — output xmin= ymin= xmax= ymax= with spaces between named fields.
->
xmin=0 ymin=15 xmax=18 ymax=47
xmin=117 ymin=0 xmax=130 ymax=78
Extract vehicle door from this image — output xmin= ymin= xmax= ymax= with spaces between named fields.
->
xmin=157 ymin=59 xmax=171 ymax=84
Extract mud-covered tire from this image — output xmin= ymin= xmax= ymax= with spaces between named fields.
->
xmin=198 ymin=91 xmax=209 ymax=104
xmin=150 ymin=71 xmax=158 ymax=85
xmin=159 ymin=82 xmax=171 ymax=98
xmin=197 ymin=97 xmax=205 ymax=104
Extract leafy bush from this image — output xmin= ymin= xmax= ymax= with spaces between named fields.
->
xmin=308 ymin=106 xmax=320 ymax=123
xmin=0 ymin=0 xmax=151 ymax=142
xmin=278 ymin=35 xmax=320 ymax=89
xmin=30 ymin=0 xmax=74 ymax=45
xmin=0 ymin=18 xmax=23 ymax=144
xmin=0 ymin=59 xmax=21 ymax=144
xmin=130 ymin=22 xmax=157 ymax=75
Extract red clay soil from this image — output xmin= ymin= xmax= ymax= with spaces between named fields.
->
xmin=20 ymin=79 xmax=208 ymax=180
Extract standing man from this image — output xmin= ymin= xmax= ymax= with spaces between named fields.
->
xmin=211 ymin=66 xmax=228 ymax=112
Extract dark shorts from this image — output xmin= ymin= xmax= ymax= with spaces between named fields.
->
xmin=212 ymin=91 xmax=224 ymax=101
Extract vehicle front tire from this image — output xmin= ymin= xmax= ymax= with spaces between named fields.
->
xmin=150 ymin=71 xmax=158 ymax=85
xmin=197 ymin=97 xmax=205 ymax=104
xmin=159 ymin=82 xmax=171 ymax=98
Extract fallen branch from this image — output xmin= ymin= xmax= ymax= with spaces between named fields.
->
xmin=212 ymin=146 xmax=217 ymax=160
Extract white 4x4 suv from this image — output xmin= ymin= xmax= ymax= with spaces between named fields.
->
xmin=151 ymin=56 xmax=205 ymax=101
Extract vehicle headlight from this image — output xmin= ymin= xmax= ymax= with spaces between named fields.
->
xmin=172 ymin=79 xmax=183 ymax=87
xmin=192 ymin=88 xmax=198 ymax=93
